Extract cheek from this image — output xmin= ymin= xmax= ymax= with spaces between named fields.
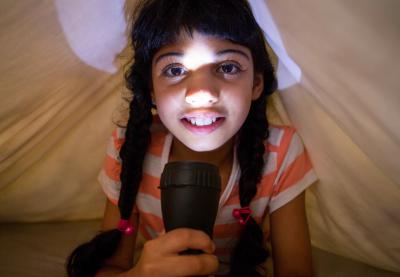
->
xmin=154 ymin=91 xmax=181 ymax=121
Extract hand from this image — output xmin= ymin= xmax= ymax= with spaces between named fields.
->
xmin=129 ymin=228 xmax=219 ymax=277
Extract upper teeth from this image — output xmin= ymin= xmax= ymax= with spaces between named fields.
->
xmin=188 ymin=117 xmax=217 ymax=126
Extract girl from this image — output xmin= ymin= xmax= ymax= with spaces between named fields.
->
xmin=67 ymin=0 xmax=317 ymax=276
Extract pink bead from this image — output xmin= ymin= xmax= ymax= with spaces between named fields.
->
xmin=117 ymin=219 xmax=129 ymax=230
xmin=232 ymin=209 xmax=241 ymax=219
xmin=124 ymin=226 xmax=134 ymax=235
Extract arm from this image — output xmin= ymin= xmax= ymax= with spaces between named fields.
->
xmin=95 ymin=199 xmax=139 ymax=276
xmin=269 ymin=192 xmax=313 ymax=277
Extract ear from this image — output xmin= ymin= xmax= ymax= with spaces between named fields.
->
xmin=150 ymin=90 xmax=156 ymax=104
xmin=251 ymin=73 xmax=264 ymax=100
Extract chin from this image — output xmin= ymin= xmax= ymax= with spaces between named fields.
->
xmin=181 ymin=138 xmax=227 ymax=153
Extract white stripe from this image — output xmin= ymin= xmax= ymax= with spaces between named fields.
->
xmin=143 ymin=153 xmax=162 ymax=177
xmin=98 ymin=169 xmax=120 ymax=201
xmin=136 ymin=192 xmax=162 ymax=218
xmin=269 ymin=170 xmax=318 ymax=213
xmin=284 ymin=133 xmax=304 ymax=167
xmin=116 ymin=127 xmax=126 ymax=139
xmin=106 ymin=137 xmax=120 ymax=162
xmin=263 ymin=151 xmax=277 ymax=175
xmin=215 ymin=197 xmax=270 ymax=225
xmin=272 ymin=132 xmax=304 ymax=189
xmin=268 ymin=127 xmax=284 ymax=146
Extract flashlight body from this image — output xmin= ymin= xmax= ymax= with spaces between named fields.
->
xmin=160 ymin=161 xmax=221 ymax=238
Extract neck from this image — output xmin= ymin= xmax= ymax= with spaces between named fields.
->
xmin=169 ymin=137 xmax=234 ymax=169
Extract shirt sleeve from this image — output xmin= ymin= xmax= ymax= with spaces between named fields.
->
xmin=269 ymin=129 xmax=318 ymax=213
xmin=97 ymin=128 xmax=126 ymax=205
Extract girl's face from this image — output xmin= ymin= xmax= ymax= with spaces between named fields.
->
xmin=151 ymin=31 xmax=264 ymax=152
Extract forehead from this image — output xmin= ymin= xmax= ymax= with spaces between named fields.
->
xmin=153 ymin=31 xmax=252 ymax=65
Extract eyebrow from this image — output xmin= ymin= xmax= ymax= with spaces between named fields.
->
xmin=154 ymin=48 xmax=250 ymax=65
xmin=154 ymin=52 xmax=183 ymax=65
xmin=216 ymin=49 xmax=250 ymax=60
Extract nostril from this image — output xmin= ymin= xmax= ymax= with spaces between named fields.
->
xmin=185 ymin=90 xmax=218 ymax=106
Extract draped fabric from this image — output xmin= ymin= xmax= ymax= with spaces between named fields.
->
xmin=0 ymin=0 xmax=399 ymax=273
xmin=263 ymin=1 xmax=400 ymax=272
xmin=0 ymin=0 xmax=126 ymax=221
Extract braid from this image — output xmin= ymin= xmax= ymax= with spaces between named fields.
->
xmin=229 ymin=94 xmax=270 ymax=277
xmin=119 ymin=65 xmax=153 ymax=219
xmin=238 ymin=97 xmax=269 ymax=206
xmin=66 ymin=56 xmax=153 ymax=276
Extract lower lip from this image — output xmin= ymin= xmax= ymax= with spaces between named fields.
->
xmin=181 ymin=118 xmax=225 ymax=134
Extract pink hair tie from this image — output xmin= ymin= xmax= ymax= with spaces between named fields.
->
xmin=117 ymin=219 xmax=135 ymax=235
xmin=232 ymin=207 xmax=252 ymax=225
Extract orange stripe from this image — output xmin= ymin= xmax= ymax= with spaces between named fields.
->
xmin=139 ymin=174 xmax=161 ymax=198
xmin=104 ymin=155 xmax=121 ymax=181
xmin=111 ymin=129 xmax=125 ymax=151
xmin=253 ymin=172 xmax=276 ymax=201
xmin=139 ymin=211 xmax=164 ymax=233
xmin=273 ymin=151 xmax=313 ymax=196
xmin=266 ymin=142 xmax=279 ymax=152
xmin=276 ymin=127 xmax=296 ymax=168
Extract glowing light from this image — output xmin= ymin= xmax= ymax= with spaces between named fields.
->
xmin=182 ymin=42 xmax=215 ymax=70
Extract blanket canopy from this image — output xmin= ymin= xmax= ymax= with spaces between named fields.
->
xmin=0 ymin=0 xmax=399 ymax=273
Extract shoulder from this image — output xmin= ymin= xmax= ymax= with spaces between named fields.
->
xmin=265 ymin=125 xmax=317 ymax=213
xmin=266 ymin=124 xmax=299 ymax=154
xmin=259 ymin=124 xmax=301 ymax=179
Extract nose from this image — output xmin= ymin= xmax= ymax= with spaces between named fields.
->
xmin=185 ymin=90 xmax=218 ymax=106
xmin=185 ymin=71 xmax=219 ymax=107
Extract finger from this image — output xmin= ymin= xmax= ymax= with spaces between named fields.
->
xmin=155 ymin=228 xmax=216 ymax=255
xmin=160 ymin=254 xmax=219 ymax=276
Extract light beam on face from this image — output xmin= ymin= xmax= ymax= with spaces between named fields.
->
xmin=180 ymin=41 xmax=219 ymax=106
xmin=182 ymin=41 xmax=215 ymax=70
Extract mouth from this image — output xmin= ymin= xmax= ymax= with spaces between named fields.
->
xmin=180 ymin=113 xmax=225 ymax=134
xmin=182 ymin=117 xmax=223 ymax=126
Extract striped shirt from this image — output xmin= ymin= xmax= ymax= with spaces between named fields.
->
xmin=98 ymin=119 xmax=317 ymax=275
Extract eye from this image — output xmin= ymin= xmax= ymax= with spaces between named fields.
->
xmin=162 ymin=64 xmax=188 ymax=77
xmin=217 ymin=62 xmax=242 ymax=75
